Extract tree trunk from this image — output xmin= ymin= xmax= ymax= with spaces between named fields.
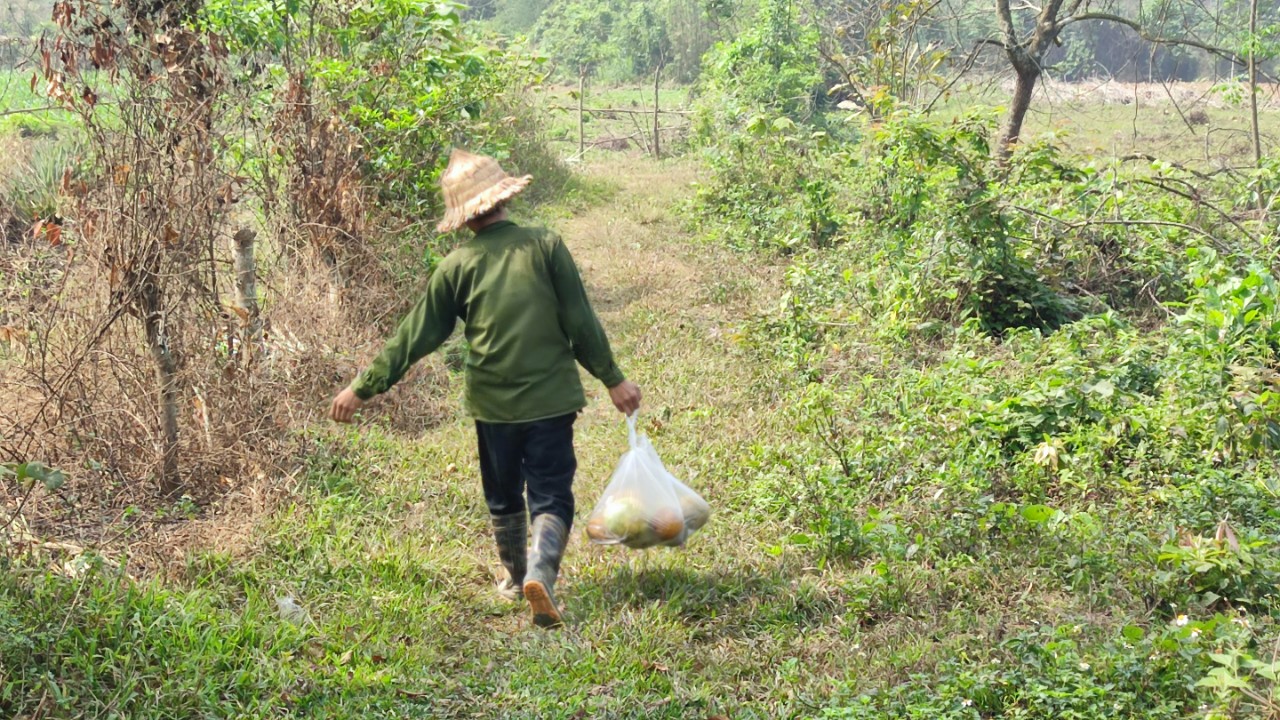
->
xmin=997 ymin=66 xmax=1039 ymax=160
xmin=1248 ymin=0 xmax=1262 ymax=176
xmin=232 ymin=228 xmax=262 ymax=360
xmin=141 ymin=286 xmax=180 ymax=495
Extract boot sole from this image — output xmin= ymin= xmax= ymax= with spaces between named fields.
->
xmin=523 ymin=580 xmax=562 ymax=628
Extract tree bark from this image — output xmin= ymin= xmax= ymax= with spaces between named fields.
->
xmin=992 ymin=0 xmax=1079 ymax=159
xmin=997 ymin=66 xmax=1039 ymax=159
xmin=141 ymin=285 xmax=180 ymax=495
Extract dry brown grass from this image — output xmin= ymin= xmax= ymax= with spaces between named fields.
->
xmin=1031 ymin=79 xmax=1280 ymax=110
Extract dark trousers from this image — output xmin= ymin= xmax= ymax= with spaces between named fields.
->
xmin=475 ymin=412 xmax=577 ymax=529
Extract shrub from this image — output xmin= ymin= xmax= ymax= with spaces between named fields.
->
xmin=692 ymin=0 xmax=824 ymax=135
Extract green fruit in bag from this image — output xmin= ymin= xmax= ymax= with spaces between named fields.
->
xmin=603 ymin=494 xmax=649 ymax=541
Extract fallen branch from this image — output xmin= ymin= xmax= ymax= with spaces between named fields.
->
xmin=1131 ymin=177 xmax=1262 ymax=245
xmin=1118 ymin=153 xmax=1234 ymax=180
xmin=1013 ymin=204 xmax=1235 ymax=254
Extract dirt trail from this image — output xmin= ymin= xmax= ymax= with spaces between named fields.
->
xmin=17 ymin=153 xmax=862 ymax=719
xmin=555 ymin=157 xmax=779 ymax=428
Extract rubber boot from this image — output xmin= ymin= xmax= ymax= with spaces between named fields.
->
xmin=523 ymin=513 xmax=569 ymax=628
xmin=491 ymin=511 xmax=527 ymax=602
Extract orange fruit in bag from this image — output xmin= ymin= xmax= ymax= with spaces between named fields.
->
xmin=585 ymin=515 xmax=609 ymax=542
xmin=651 ymin=506 xmax=685 ymax=542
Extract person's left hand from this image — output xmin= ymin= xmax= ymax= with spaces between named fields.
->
xmin=608 ymin=380 xmax=642 ymax=415
xmin=330 ymin=387 xmax=364 ymax=424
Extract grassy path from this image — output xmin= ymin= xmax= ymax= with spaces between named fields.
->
xmin=12 ymin=152 xmax=1200 ymax=720
xmin=241 ymin=155 xmax=859 ymax=719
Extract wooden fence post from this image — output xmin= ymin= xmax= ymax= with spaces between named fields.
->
xmin=653 ymin=61 xmax=663 ymax=160
xmin=578 ymin=70 xmax=586 ymax=159
xmin=232 ymin=228 xmax=262 ymax=359
xmin=1248 ymin=0 xmax=1262 ymax=174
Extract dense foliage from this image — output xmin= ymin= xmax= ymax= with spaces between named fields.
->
xmin=685 ymin=0 xmax=1280 ymax=710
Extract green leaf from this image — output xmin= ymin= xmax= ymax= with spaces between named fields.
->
xmin=1254 ymin=663 xmax=1280 ymax=681
xmin=1197 ymin=669 xmax=1250 ymax=689
xmin=7 ymin=461 xmax=66 ymax=491
xmin=1121 ymin=625 xmax=1144 ymax=642
xmin=1020 ymin=504 xmax=1055 ymax=525
xmin=1087 ymin=379 xmax=1115 ymax=398
xmin=771 ymin=117 xmax=796 ymax=132
xmin=41 ymin=470 xmax=66 ymax=491
xmin=1209 ymin=653 xmax=1238 ymax=667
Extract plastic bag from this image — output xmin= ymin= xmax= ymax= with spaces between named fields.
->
xmin=585 ymin=415 xmax=711 ymax=549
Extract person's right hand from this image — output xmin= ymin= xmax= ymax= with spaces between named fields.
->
xmin=330 ymin=387 xmax=364 ymax=424
xmin=608 ymin=380 xmax=642 ymax=415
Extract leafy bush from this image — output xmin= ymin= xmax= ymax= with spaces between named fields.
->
xmin=1167 ymin=252 xmax=1280 ymax=457
xmin=699 ymin=112 xmax=1073 ymax=336
xmin=693 ymin=0 xmax=824 ymax=134
xmin=707 ymin=99 xmax=1280 ymax=711
xmin=1156 ymin=524 xmax=1280 ymax=611
xmin=847 ymin=115 xmax=1072 ymax=336
xmin=207 ymin=0 xmax=563 ymax=223
xmin=824 ymin=620 xmax=1256 ymax=719
xmin=202 ymin=0 xmax=571 ymax=306
xmin=694 ymin=118 xmax=845 ymax=253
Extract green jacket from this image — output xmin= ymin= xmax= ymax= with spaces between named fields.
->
xmin=351 ymin=220 xmax=625 ymax=423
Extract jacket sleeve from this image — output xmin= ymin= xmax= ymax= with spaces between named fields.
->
xmin=547 ymin=234 xmax=626 ymax=388
xmin=350 ymin=264 xmax=460 ymax=400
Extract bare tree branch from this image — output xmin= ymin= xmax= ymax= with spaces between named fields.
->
xmin=926 ymin=40 xmax=999 ymax=113
xmin=1062 ymin=11 xmax=1268 ymax=73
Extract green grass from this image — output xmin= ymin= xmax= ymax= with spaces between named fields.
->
xmin=2 ymin=157 xmax=847 ymax=719
xmin=0 ymin=69 xmax=77 ymax=138
xmin=535 ymin=84 xmax=693 ymax=155
xmin=532 ymin=78 xmax=1279 ymax=169
xmin=4 ymin=134 xmax=1280 ymax=716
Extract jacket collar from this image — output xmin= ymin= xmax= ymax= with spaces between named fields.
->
xmin=474 ymin=220 xmax=515 ymax=237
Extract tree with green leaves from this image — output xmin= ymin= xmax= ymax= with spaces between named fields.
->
xmin=528 ymin=0 xmax=715 ymax=82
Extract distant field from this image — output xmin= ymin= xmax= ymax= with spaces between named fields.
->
xmin=533 ymin=78 xmax=1280 ymax=170
xmin=0 ymin=68 xmax=44 ymax=110
xmin=937 ymin=77 xmax=1280 ymax=168
xmin=535 ymin=84 xmax=696 ymax=158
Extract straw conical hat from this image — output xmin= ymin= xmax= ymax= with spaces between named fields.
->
xmin=437 ymin=149 xmax=532 ymax=233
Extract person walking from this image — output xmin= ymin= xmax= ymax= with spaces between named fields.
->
xmin=330 ymin=149 xmax=641 ymax=628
